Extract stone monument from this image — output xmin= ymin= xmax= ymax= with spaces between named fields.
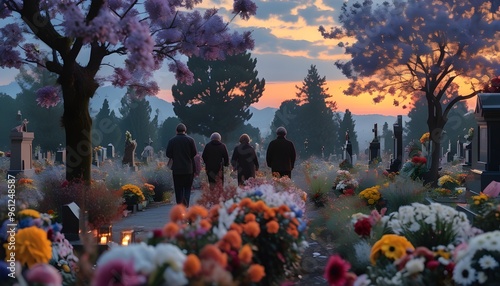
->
xmin=9 ymin=111 xmax=34 ymax=177
xmin=369 ymin=123 xmax=381 ymax=166
xmin=122 ymin=131 xmax=137 ymax=171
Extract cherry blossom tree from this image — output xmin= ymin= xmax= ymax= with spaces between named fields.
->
xmin=320 ymin=0 xmax=500 ymax=183
xmin=0 ymin=0 xmax=257 ymax=181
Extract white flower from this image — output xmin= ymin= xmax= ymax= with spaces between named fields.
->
xmin=453 ymin=260 xmax=477 ymax=285
xmin=478 ymin=255 xmax=499 ymax=270
xmin=477 ymin=271 xmax=488 ymax=284
xmin=97 ymin=243 xmax=156 ymax=274
xmin=154 ymin=244 xmax=188 ymax=286
xmin=404 ymin=257 xmax=425 ymax=275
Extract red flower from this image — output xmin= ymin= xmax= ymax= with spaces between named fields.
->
xmin=354 ymin=218 xmax=372 ymax=237
xmin=324 ymin=255 xmax=351 ymax=286
xmin=343 ymin=189 xmax=355 ymax=196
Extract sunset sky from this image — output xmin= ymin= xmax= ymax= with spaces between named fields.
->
xmin=0 ymin=0 xmax=479 ymax=116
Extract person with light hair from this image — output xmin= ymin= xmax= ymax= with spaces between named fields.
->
xmin=266 ymin=126 xmax=296 ymax=178
xmin=231 ymin=134 xmax=259 ymax=185
xmin=202 ymin=132 xmax=229 ymax=190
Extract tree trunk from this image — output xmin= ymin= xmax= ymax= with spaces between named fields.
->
xmin=429 ymin=139 xmax=441 ymax=185
xmin=60 ymin=67 xmax=99 ymax=182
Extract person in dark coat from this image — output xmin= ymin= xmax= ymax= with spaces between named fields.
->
xmin=202 ymin=132 xmax=229 ymax=190
xmin=231 ymin=134 xmax=259 ymax=185
xmin=266 ymin=126 xmax=296 ymax=179
xmin=166 ymin=123 xmax=197 ymax=207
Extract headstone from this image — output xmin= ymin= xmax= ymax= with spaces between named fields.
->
xmin=369 ymin=123 xmax=381 ymax=166
xmin=61 ymin=202 xmax=80 ymax=241
xmin=106 ymin=144 xmax=115 ymax=158
xmin=122 ymin=139 xmax=138 ymax=171
xmin=55 ymin=148 xmax=66 ymax=165
xmin=9 ymin=112 xmax=35 ymax=177
xmin=393 ymin=115 xmax=403 ymax=163
xmin=469 ymin=93 xmax=500 ymax=192
xmin=344 ymin=131 xmax=352 ymax=164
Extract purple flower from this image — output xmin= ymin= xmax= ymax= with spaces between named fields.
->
xmin=92 ymin=259 xmax=146 ymax=286
xmin=233 ymin=0 xmax=257 ymax=20
xmin=36 ymin=86 xmax=61 ymax=108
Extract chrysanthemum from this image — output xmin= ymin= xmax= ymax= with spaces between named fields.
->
xmin=243 ymin=221 xmax=260 ymax=237
xmin=238 ymin=244 xmax=253 ymax=264
xmin=187 ymin=205 xmax=208 ymax=221
xmin=247 ymin=264 xmax=265 ymax=282
xmin=323 ymin=255 xmax=351 ymax=286
xmin=183 ymin=254 xmax=201 ymax=277
xmin=163 ymin=222 xmax=179 ymax=238
xmin=18 ymin=209 xmax=41 ymax=219
xmin=266 ymin=220 xmax=280 ymax=234
xmin=221 ymin=230 xmax=242 ymax=249
xmin=478 ymin=255 xmax=499 ymax=270
xmin=170 ymin=204 xmax=187 ymax=222
xmin=200 ymin=244 xmax=227 ymax=267
xmin=11 ymin=226 xmax=52 ymax=267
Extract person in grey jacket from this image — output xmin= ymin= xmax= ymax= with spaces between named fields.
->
xmin=166 ymin=123 xmax=197 ymax=207
xmin=202 ymin=132 xmax=229 ymax=190
xmin=231 ymin=134 xmax=259 ymax=185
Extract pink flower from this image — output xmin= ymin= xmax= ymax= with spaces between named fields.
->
xmin=92 ymin=259 xmax=146 ymax=286
xmin=324 ymin=255 xmax=351 ymax=286
xmin=36 ymin=86 xmax=61 ymax=108
xmin=233 ymin=0 xmax=257 ymax=20
xmin=25 ymin=263 xmax=63 ymax=285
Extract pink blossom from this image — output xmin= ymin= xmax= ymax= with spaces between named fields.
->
xmin=25 ymin=263 xmax=63 ymax=285
xmin=145 ymin=0 xmax=174 ymax=23
xmin=233 ymin=0 xmax=257 ymax=20
xmin=23 ymin=43 xmax=43 ymax=63
xmin=169 ymin=62 xmax=194 ymax=85
xmin=129 ymin=81 xmax=159 ymax=99
xmin=36 ymin=86 xmax=61 ymax=108
xmin=92 ymin=259 xmax=146 ymax=286
xmin=111 ymin=68 xmax=132 ymax=87
xmin=324 ymin=255 xmax=352 ymax=286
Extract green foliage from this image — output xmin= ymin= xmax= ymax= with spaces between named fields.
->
xmin=172 ymin=52 xmax=265 ymax=140
xmin=92 ymin=99 xmax=122 ymax=151
xmin=378 ymin=176 xmax=428 ymax=213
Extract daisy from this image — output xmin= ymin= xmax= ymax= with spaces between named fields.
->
xmin=453 ymin=262 xmax=477 ymax=285
xmin=478 ymin=255 xmax=499 ymax=270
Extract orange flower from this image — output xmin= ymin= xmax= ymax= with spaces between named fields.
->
xmin=278 ymin=205 xmax=290 ymax=213
xmin=266 ymin=220 xmax=280 ymax=234
xmin=199 ymin=219 xmax=212 ymax=230
xmin=187 ymin=205 xmax=208 ymax=221
xmin=244 ymin=213 xmax=256 ymax=222
xmin=287 ymin=224 xmax=299 ymax=238
xmin=230 ymin=223 xmax=243 ymax=234
xmin=163 ymin=222 xmax=179 ymax=238
xmin=291 ymin=218 xmax=300 ymax=226
xmin=200 ymin=244 xmax=227 ymax=267
xmin=170 ymin=204 xmax=187 ymax=222
xmin=184 ymin=254 xmax=201 ymax=277
xmin=239 ymin=198 xmax=253 ymax=208
xmin=208 ymin=205 xmax=220 ymax=220
xmin=263 ymin=208 xmax=276 ymax=220
xmin=243 ymin=221 xmax=261 ymax=237
xmin=222 ymin=230 xmax=242 ymax=249
xmin=252 ymin=201 xmax=266 ymax=212
xmin=247 ymin=264 xmax=266 ymax=282
xmin=228 ymin=203 xmax=239 ymax=213
xmin=370 ymin=234 xmax=415 ymax=264
xmin=238 ymin=244 xmax=253 ymax=264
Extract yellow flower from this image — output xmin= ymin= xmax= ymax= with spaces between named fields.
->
xmin=6 ymin=226 xmax=52 ymax=268
xmin=18 ymin=209 xmax=41 ymax=219
xmin=120 ymin=184 xmax=145 ymax=201
xmin=370 ymin=234 xmax=414 ymax=264
xmin=420 ymin=132 xmax=430 ymax=144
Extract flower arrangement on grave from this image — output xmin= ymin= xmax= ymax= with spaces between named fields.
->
xmin=308 ymin=175 xmax=330 ymax=207
xmin=359 ymin=185 xmax=382 ymax=207
xmin=333 ymin=170 xmax=359 ymax=196
xmin=382 ymin=203 xmax=478 ymax=249
xmin=430 ymin=174 xmax=465 ymax=199
xmin=120 ymin=183 xmax=146 ymax=205
xmin=142 ymin=182 xmax=156 ymax=202
xmin=339 ymin=158 xmax=353 ymax=170
xmin=452 ymin=231 xmax=500 ymax=285
xmin=464 ymin=127 xmax=474 ymax=142
xmin=400 ymin=156 xmax=428 ymax=180
xmin=1 ymin=209 xmax=78 ymax=285
xmin=15 ymin=177 xmax=44 ymax=209
xmin=469 ymin=192 xmax=500 ymax=232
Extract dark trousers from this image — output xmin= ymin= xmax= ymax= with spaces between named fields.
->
xmin=272 ymin=170 xmax=291 ymax=179
xmin=173 ymin=173 xmax=194 ymax=207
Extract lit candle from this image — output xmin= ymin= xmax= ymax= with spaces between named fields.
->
xmin=122 ymin=235 xmax=130 ymax=246
xmin=100 ymin=236 xmax=107 ymax=244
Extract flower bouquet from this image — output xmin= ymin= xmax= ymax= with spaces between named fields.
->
xmin=453 ymin=230 xmax=500 ymax=285
xmin=400 ymin=156 xmax=428 ymax=180
xmin=469 ymin=192 xmax=500 ymax=232
xmin=358 ymin=185 xmax=383 ymax=208
xmin=332 ymin=170 xmax=359 ymax=196
xmin=120 ymin=184 xmax=146 ymax=206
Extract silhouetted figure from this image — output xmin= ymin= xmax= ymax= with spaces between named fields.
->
xmin=202 ymin=132 xmax=229 ymax=190
xmin=231 ymin=134 xmax=259 ymax=185
xmin=266 ymin=127 xmax=296 ymax=179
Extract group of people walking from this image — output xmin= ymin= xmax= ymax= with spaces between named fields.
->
xmin=165 ymin=123 xmax=296 ymax=207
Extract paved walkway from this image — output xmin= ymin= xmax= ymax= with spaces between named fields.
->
xmin=110 ymin=190 xmax=202 ymax=243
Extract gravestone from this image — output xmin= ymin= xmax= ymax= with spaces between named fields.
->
xmin=122 ymin=139 xmax=138 ymax=171
xmin=9 ymin=113 xmax=34 ymax=177
xmin=61 ymin=202 xmax=80 ymax=241
xmin=468 ymin=93 xmax=500 ymax=192
xmin=393 ymin=115 xmax=403 ymax=163
xmin=106 ymin=143 xmax=115 ymax=158
xmin=369 ymin=123 xmax=381 ymax=167
xmin=55 ymin=148 xmax=66 ymax=165
xmin=344 ymin=130 xmax=352 ymax=164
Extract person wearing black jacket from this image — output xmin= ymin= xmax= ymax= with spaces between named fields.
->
xmin=202 ymin=132 xmax=229 ymax=190
xmin=266 ymin=127 xmax=296 ymax=179
xmin=231 ymin=134 xmax=259 ymax=185
xmin=166 ymin=123 xmax=197 ymax=207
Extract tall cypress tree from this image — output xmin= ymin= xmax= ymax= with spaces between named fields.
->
xmin=172 ymin=52 xmax=265 ymax=140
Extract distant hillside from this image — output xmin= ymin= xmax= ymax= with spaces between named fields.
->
xmin=0 ymin=83 xmax=407 ymax=148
